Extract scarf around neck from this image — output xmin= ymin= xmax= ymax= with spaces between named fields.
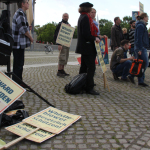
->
xmin=81 ymin=12 xmax=98 ymax=37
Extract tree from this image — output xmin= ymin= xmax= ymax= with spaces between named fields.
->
xmin=120 ymin=16 xmax=132 ymax=31
xmin=99 ymin=19 xmax=113 ymax=38
xmin=35 ymin=22 xmax=57 ymax=43
xmin=73 ymin=26 xmax=77 ymax=38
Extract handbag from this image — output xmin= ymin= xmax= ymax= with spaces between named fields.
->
xmin=129 ymin=59 xmax=145 ymax=77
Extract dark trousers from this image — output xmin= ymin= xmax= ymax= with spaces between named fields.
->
xmin=12 ymin=48 xmax=25 ymax=84
xmin=79 ymin=54 xmax=96 ymax=91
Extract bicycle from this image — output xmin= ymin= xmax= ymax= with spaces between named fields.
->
xmin=44 ymin=44 xmax=54 ymax=54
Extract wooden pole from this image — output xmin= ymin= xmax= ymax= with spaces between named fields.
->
xmin=0 ymin=128 xmax=39 ymax=150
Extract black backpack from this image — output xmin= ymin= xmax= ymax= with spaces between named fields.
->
xmin=64 ymin=73 xmax=87 ymax=94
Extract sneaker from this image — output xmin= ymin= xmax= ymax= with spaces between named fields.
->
xmin=61 ymin=70 xmax=70 ymax=76
xmin=128 ymin=76 xmax=135 ymax=84
xmin=112 ymin=73 xmax=119 ymax=80
xmin=121 ymin=78 xmax=129 ymax=82
xmin=138 ymin=83 xmax=149 ymax=87
xmin=57 ymin=71 xmax=65 ymax=77
xmin=86 ymin=89 xmax=99 ymax=95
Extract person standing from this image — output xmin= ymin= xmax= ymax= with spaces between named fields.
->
xmin=128 ymin=13 xmax=149 ymax=87
xmin=128 ymin=20 xmax=136 ymax=56
xmin=12 ymin=0 xmax=33 ymax=87
xmin=90 ymin=8 xmax=107 ymax=39
xmin=111 ymin=17 xmax=124 ymax=51
xmin=76 ymin=2 xmax=100 ymax=95
xmin=54 ymin=13 xmax=70 ymax=77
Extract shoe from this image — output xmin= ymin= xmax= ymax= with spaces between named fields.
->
xmin=57 ymin=71 xmax=65 ymax=77
xmin=112 ymin=73 xmax=119 ymax=80
xmin=86 ymin=89 xmax=99 ymax=95
xmin=138 ymin=83 xmax=149 ymax=87
xmin=128 ymin=76 xmax=135 ymax=84
xmin=61 ymin=70 xmax=70 ymax=76
xmin=94 ymin=84 xmax=96 ymax=86
xmin=121 ymin=78 xmax=129 ymax=82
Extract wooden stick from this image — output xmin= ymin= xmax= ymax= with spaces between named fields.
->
xmin=0 ymin=127 xmax=40 ymax=150
xmin=103 ymin=73 xmax=106 ymax=89
xmin=105 ymin=74 xmax=110 ymax=92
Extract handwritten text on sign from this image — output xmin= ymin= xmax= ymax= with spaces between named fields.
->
xmin=23 ymin=107 xmax=81 ymax=134
xmin=95 ymin=42 xmax=107 ymax=73
xmin=0 ymin=72 xmax=26 ymax=114
xmin=56 ymin=23 xmax=75 ymax=47
xmin=6 ymin=122 xmax=55 ymax=143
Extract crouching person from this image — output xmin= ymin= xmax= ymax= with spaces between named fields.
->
xmin=110 ymin=40 xmax=134 ymax=81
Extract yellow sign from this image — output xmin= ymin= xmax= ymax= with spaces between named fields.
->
xmin=95 ymin=42 xmax=107 ymax=73
xmin=139 ymin=2 xmax=144 ymax=15
xmin=23 ymin=107 xmax=81 ymax=134
xmin=0 ymin=72 xmax=26 ymax=114
xmin=56 ymin=23 xmax=75 ymax=47
xmin=6 ymin=122 xmax=55 ymax=143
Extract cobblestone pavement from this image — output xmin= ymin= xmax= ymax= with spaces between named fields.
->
xmin=1 ymin=51 xmax=150 ymax=150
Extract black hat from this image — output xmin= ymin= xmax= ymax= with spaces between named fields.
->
xmin=79 ymin=2 xmax=93 ymax=7
xmin=130 ymin=20 xmax=136 ymax=24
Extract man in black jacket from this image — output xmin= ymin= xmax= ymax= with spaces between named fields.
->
xmin=54 ymin=13 xmax=70 ymax=77
xmin=111 ymin=17 xmax=124 ymax=51
xmin=76 ymin=2 xmax=100 ymax=95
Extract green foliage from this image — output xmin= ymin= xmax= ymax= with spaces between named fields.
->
xmin=148 ymin=28 xmax=150 ymax=33
xmin=73 ymin=26 xmax=78 ymax=38
xmin=99 ymin=19 xmax=113 ymax=38
xmin=34 ymin=22 xmax=57 ymax=43
xmin=120 ymin=16 xmax=132 ymax=31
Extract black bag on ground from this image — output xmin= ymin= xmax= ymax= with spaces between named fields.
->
xmin=0 ymin=100 xmax=29 ymax=127
xmin=65 ymin=73 xmax=87 ymax=94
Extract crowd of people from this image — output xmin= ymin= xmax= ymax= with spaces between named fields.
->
xmin=11 ymin=0 xmax=150 ymax=95
xmin=110 ymin=13 xmax=149 ymax=87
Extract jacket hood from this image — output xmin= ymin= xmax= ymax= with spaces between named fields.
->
xmin=135 ymin=20 xmax=146 ymax=27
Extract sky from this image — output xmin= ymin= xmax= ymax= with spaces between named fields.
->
xmin=34 ymin=0 xmax=150 ymax=29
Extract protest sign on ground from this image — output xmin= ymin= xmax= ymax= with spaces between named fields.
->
xmin=0 ymin=72 xmax=26 ymax=114
xmin=6 ymin=122 xmax=55 ymax=143
xmin=56 ymin=23 xmax=75 ymax=47
xmin=23 ymin=107 xmax=81 ymax=134
xmin=95 ymin=42 xmax=107 ymax=73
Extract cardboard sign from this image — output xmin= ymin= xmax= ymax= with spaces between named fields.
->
xmin=100 ymin=38 xmax=109 ymax=64
xmin=23 ymin=107 xmax=81 ymax=134
xmin=0 ymin=72 xmax=26 ymax=114
xmin=6 ymin=122 xmax=55 ymax=143
xmin=56 ymin=23 xmax=75 ymax=47
xmin=95 ymin=42 xmax=107 ymax=73
xmin=139 ymin=2 xmax=144 ymax=15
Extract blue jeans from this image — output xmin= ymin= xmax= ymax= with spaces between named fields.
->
xmin=112 ymin=60 xmax=132 ymax=79
xmin=129 ymin=48 xmax=148 ymax=83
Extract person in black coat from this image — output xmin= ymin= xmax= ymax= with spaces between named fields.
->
xmin=76 ymin=2 xmax=100 ymax=95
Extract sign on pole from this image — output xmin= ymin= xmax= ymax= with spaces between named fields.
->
xmin=0 ymin=72 xmax=26 ymax=114
xmin=23 ymin=107 xmax=81 ymax=134
xmin=95 ymin=42 xmax=110 ymax=92
xmin=56 ymin=23 xmax=75 ymax=47
xmin=95 ymin=42 xmax=107 ymax=73
xmin=139 ymin=2 xmax=144 ymax=15
xmin=6 ymin=122 xmax=55 ymax=143
xmin=132 ymin=11 xmax=140 ymax=21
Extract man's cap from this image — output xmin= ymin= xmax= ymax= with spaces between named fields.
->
xmin=130 ymin=20 xmax=136 ymax=24
xmin=79 ymin=2 xmax=93 ymax=7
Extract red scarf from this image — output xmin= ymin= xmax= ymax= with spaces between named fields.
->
xmin=81 ymin=12 xmax=98 ymax=37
